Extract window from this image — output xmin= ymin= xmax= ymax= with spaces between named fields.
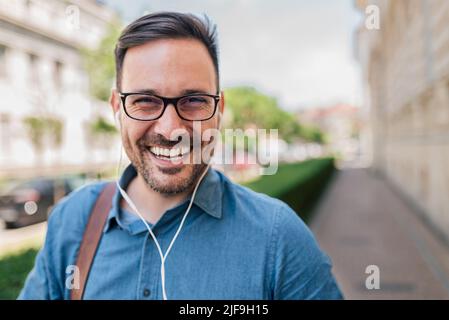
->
xmin=28 ymin=53 xmax=39 ymax=83
xmin=54 ymin=60 xmax=63 ymax=90
xmin=0 ymin=44 xmax=7 ymax=78
xmin=0 ymin=113 xmax=11 ymax=154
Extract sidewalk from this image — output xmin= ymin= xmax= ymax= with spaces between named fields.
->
xmin=0 ymin=221 xmax=46 ymax=255
xmin=310 ymin=167 xmax=449 ymax=299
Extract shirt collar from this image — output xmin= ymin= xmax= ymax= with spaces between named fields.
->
xmin=104 ymin=164 xmax=223 ymax=233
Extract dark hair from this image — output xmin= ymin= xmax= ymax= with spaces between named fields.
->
xmin=114 ymin=12 xmax=220 ymax=92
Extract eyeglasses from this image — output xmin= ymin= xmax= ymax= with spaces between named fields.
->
xmin=119 ymin=92 xmax=220 ymax=121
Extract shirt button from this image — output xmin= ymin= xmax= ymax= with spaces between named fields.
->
xmin=143 ymin=288 xmax=151 ymax=297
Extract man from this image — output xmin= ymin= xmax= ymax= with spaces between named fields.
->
xmin=19 ymin=12 xmax=343 ymax=300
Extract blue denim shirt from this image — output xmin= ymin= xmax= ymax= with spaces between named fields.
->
xmin=18 ymin=165 xmax=343 ymax=300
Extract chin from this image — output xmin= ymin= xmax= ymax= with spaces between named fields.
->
xmin=147 ymin=162 xmax=196 ymax=195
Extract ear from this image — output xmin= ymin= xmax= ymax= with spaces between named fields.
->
xmin=109 ymin=88 xmax=121 ymax=116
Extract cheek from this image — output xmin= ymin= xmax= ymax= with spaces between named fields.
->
xmin=203 ymin=118 xmax=219 ymax=132
xmin=198 ymin=120 xmax=219 ymax=143
xmin=122 ymin=122 xmax=150 ymax=146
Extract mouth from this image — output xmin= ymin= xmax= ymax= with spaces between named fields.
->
xmin=146 ymin=145 xmax=192 ymax=162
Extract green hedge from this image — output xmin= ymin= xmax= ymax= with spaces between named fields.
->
xmin=0 ymin=248 xmax=39 ymax=300
xmin=243 ymin=157 xmax=336 ymax=222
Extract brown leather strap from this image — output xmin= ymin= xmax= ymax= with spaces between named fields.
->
xmin=70 ymin=182 xmax=116 ymax=300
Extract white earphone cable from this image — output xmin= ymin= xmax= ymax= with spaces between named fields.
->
xmin=115 ymin=143 xmax=210 ymax=300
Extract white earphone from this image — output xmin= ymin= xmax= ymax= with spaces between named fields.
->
xmin=114 ymin=110 xmax=221 ymax=300
xmin=116 ymin=163 xmax=209 ymax=300
xmin=115 ymin=112 xmax=121 ymax=129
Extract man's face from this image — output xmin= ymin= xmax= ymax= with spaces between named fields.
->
xmin=111 ymin=38 xmax=223 ymax=195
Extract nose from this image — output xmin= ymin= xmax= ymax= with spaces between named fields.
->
xmin=152 ymin=103 xmax=185 ymax=140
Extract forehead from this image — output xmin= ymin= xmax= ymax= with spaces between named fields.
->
xmin=121 ymin=38 xmax=217 ymax=93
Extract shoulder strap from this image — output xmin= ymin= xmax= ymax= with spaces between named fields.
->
xmin=70 ymin=182 xmax=116 ymax=300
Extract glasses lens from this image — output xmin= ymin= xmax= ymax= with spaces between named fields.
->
xmin=177 ymin=95 xmax=216 ymax=120
xmin=125 ymin=94 xmax=163 ymax=120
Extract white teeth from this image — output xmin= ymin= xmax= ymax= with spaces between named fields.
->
xmin=150 ymin=146 xmax=158 ymax=155
xmin=149 ymin=146 xmax=187 ymax=158
xmin=170 ymin=148 xmax=178 ymax=157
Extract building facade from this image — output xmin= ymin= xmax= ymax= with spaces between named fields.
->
xmin=356 ymin=0 xmax=449 ymax=237
xmin=0 ymin=0 xmax=118 ymax=179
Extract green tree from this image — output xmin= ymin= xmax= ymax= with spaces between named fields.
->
xmin=85 ymin=116 xmax=118 ymax=152
xmin=23 ymin=117 xmax=46 ymax=155
xmin=82 ymin=20 xmax=122 ymax=101
xmin=88 ymin=116 xmax=117 ymax=136
xmin=23 ymin=116 xmax=64 ymax=158
xmin=47 ymin=117 xmax=64 ymax=148
xmin=224 ymin=86 xmax=325 ymax=143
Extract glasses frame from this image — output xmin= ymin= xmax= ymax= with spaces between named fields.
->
xmin=119 ymin=92 xmax=220 ymax=121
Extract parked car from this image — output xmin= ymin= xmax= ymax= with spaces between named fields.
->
xmin=0 ymin=176 xmax=86 ymax=229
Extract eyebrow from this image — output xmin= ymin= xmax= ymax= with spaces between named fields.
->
xmin=129 ymin=88 xmax=212 ymax=96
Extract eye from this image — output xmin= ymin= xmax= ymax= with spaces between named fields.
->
xmin=135 ymin=97 xmax=159 ymax=104
xmin=127 ymin=95 xmax=162 ymax=109
xmin=186 ymin=97 xmax=207 ymax=104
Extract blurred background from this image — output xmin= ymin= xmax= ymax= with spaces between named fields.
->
xmin=0 ymin=0 xmax=448 ymax=300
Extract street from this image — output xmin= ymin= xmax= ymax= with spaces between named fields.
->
xmin=0 ymin=221 xmax=46 ymax=255
xmin=311 ymin=168 xmax=449 ymax=299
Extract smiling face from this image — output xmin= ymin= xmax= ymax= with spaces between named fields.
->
xmin=110 ymin=38 xmax=224 ymax=195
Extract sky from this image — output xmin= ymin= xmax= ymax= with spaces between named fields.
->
xmin=101 ymin=0 xmax=363 ymax=111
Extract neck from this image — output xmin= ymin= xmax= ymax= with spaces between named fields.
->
xmin=121 ymin=174 xmax=193 ymax=224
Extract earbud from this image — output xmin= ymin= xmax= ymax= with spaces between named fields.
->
xmin=115 ymin=112 xmax=121 ymax=129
